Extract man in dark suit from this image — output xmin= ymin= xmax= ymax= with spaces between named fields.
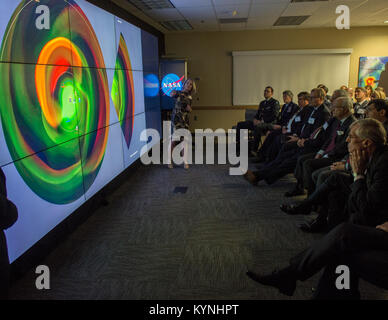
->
xmin=235 ymin=86 xmax=280 ymax=154
xmin=353 ymin=87 xmax=369 ymax=119
xmin=285 ymin=89 xmax=348 ymax=197
xmin=251 ymin=90 xmax=298 ymax=157
xmin=247 ymin=119 xmax=388 ymax=299
xmin=244 ymin=88 xmax=330 ymax=186
xmin=0 ymin=168 xmax=18 ymax=299
xmin=254 ymin=91 xmax=308 ymax=162
xmin=301 ymin=96 xmax=356 ymax=195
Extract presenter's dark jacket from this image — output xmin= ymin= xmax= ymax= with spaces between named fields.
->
xmin=277 ymin=102 xmax=300 ymax=127
xmin=290 ymin=105 xmax=314 ymax=136
xmin=348 ymin=145 xmax=388 ymax=227
xmin=0 ymin=168 xmax=18 ymax=297
xmin=321 ymin=115 xmax=356 ymax=161
xmin=254 ymin=98 xmax=280 ymax=124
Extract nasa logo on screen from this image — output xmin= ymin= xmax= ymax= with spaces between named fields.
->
xmin=161 ymin=73 xmax=184 ymax=96
xmin=144 ymin=74 xmax=160 ymax=97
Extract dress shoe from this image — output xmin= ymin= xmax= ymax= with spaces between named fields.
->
xmin=284 ymin=187 xmax=305 ymax=197
xmin=246 ymin=269 xmax=296 ymax=296
xmin=243 ymin=170 xmax=259 ymax=186
xmin=280 ymin=203 xmax=310 ymax=215
xmin=299 ymin=218 xmax=327 ymax=233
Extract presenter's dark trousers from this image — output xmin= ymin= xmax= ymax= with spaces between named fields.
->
xmin=288 ymin=222 xmax=388 ymax=299
xmin=0 ymin=232 xmax=10 ymax=300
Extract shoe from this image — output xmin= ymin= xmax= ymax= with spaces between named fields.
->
xmin=280 ymin=203 xmax=310 ymax=215
xmin=243 ymin=170 xmax=259 ymax=186
xmin=246 ymin=269 xmax=296 ymax=296
xmin=184 ymin=164 xmax=189 ymax=170
xmin=299 ymin=217 xmax=327 ymax=233
xmin=168 ymin=164 xmax=173 ymax=169
xmin=284 ymin=187 xmax=305 ymax=197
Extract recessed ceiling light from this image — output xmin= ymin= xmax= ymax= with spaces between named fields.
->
xmin=384 ymin=20 xmax=388 ymax=24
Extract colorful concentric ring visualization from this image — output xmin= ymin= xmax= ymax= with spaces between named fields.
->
xmin=0 ymin=0 xmax=109 ymax=204
xmin=111 ymin=33 xmax=135 ymax=148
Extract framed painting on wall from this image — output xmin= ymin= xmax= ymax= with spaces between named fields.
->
xmin=358 ymin=56 xmax=388 ymax=93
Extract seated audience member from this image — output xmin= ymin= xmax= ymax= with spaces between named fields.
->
xmin=300 ymin=96 xmax=356 ymax=195
xmin=247 ymin=119 xmax=388 ymax=299
xmin=371 ymin=89 xmax=386 ymax=101
xmin=243 ymin=88 xmax=330 ymax=186
xmin=247 ymin=222 xmax=388 ymax=299
xmin=282 ymin=100 xmax=388 ymax=233
xmin=285 ymin=89 xmax=348 ymax=197
xmin=251 ymin=90 xmax=298 ymax=157
xmin=0 ymin=168 xmax=18 ymax=299
xmin=366 ymin=99 xmax=388 ymax=133
xmin=340 ymin=85 xmax=348 ymax=91
xmin=347 ymin=87 xmax=354 ymax=102
xmin=308 ymin=99 xmax=388 ymax=194
xmin=255 ymin=92 xmax=311 ymax=163
xmin=365 ymin=85 xmax=374 ymax=101
xmin=318 ymin=84 xmax=331 ymax=108
xmin=235 ymin=86 xmax=280 ymax=154
xmin=353 ymin=87 xmax=369 ymax=119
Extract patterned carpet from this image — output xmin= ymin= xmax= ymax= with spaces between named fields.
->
xmin=8 ymin=154 xmax=388 ymax=300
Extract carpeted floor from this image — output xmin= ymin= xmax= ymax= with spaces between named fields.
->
xmin=8 ymin=155 xmax=388 ymax=299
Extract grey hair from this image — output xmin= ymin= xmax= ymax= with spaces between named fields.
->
xmin=350 ymin=118 xmax=387 ymax=146
xmin=331 ymin=89 xmax=348 ymax=101
xmin=282 ymin=90 xmax=294 ymax=100
xmin=334 ymin=96 xmax=353 ymax=112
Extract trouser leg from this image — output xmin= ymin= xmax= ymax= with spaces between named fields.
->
xmin=302 ymin=158 xmax=333 ymax=195
xmin=289 ymin=222 xmax=388 ymax=282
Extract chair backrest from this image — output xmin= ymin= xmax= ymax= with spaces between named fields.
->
xmin=245 ymin=109 xmax=257 ymax=121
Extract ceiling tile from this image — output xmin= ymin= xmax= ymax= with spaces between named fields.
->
xmin=215 ymin=4 xmax=250 ymax=18
xmin=281 ymin=2 xmax=324 ymax=16
xmin=169 ymin=0 xmax=212 ymax=7
xmin=219 ymin=22 xmax=247 ymax=30
xmin=178 ymin=6 xmax=217 ymax=20
xmin=213 ymin=0 xmax=251 ymax=5
xmin=144 ymin=8 xmax=183 ymax=20
xmin=249 ymin=3 xmax=288 ymax=18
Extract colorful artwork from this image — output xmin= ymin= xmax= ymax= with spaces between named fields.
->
xmin=111 ymin=34 xmax=135 ymax=148
xmin=358 ymin=57 xmax=388 ymax=92
xmin=0 ymin=0 xmax=160 ymax=262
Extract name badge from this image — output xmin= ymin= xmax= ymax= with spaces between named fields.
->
xmin=295 ymin=116 xmax=301 ymax=122
xmin=323 ymin=122 xmax=329 ymax=130
xmin=337 ymin=130 xmax=344 ymax=135
xmin=308 ymin=117 xmax=315 ymax=125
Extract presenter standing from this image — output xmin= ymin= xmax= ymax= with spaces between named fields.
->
xmin=168 ymin=78 xmax=196 ymax=169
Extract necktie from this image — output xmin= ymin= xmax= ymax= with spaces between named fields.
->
xmin=309 ymin=126 xmax=322 ymax=139
xmin=325 ymin=121 xmax=341 ymax=154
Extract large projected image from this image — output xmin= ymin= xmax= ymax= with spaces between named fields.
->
xmin=0 ymin=0 xmax=161 ymax=262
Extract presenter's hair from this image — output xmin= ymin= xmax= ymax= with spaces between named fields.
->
xmin=183 ymin=78 xmax=196 ymax=94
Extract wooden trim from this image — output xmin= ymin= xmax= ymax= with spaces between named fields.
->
xmin=232 ymin=48 xmax=353 ymax=56
xmin=193 ymin=106 xmax=258 ymax=110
